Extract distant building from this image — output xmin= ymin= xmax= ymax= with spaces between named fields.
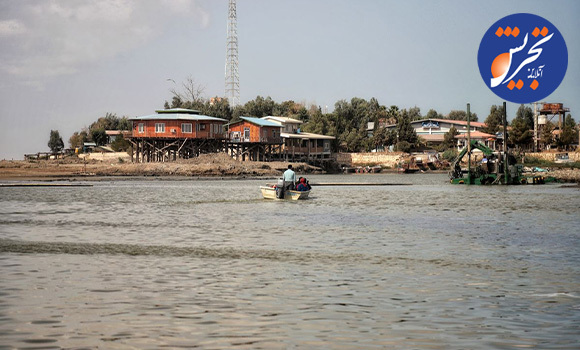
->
xmin=369 ymin=118 xmax=495 ymax=149
xmin=105 ymin=130 xmax=130 ymax=144
xmin=228 ymin=116 xmax=282 ymax=143
xmin=262 ymin=116 xmax=335 ymax=161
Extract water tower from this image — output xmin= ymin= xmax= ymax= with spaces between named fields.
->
xmin=533 ymin=102 xmax=570 ymax=151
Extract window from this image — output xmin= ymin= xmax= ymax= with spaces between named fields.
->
xmin=182 ymin=123 xmax=192 ymax=133
xmin=155 ymin=123 xmax=165 ymax=133
xmin=244 ymin=127 xmax=250 ymax=141
xmin=199 ymin=124 xmax=206 ymax=130
xmin=138 ymin=123 xmax=144 ymax=133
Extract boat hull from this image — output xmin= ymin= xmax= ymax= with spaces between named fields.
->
xmin=260 ymin=186 xmax=310 ymax=200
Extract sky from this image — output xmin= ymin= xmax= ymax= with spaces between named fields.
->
xmin=1 ymin=0 xmax=578 ymax=160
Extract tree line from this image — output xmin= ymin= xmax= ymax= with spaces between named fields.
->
xmin=165 ymin=91 xmax=576 ymax=153
xmin=49 ymin=78 xmax=577 ymax=154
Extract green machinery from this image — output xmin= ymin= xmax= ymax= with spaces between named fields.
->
xmin=449 ymin=102 xmax=553 ymax=185
xmin=449 ymin=139 xmax=539 ymax=184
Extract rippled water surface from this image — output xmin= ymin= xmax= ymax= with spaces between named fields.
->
xmin=1 ymin=174 xmax=579 ymax=349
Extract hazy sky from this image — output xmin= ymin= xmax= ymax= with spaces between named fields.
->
xmin=1 ymin=0 xmax=578 ymax=160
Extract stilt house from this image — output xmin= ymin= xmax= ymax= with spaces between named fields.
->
xmin=128 ymin=108 xmax=228 ymax=162
xmin=226 ymin=116 xmax=283 ymax=161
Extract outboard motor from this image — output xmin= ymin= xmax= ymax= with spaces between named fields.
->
xmin=275 ymin=178 xmax=285 ymax=199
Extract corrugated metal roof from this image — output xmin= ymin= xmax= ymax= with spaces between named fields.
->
xmin=238 ymin=116 xmax=282 ymax=127
xmin=131 ymin=111 xmax=227 ymax=122
xmin=155 ymin=108 xmax=200 ymax=114
xmin=455 ymin=131 xmax=496 ymax=139
xmin=382 ymin=118 xmax=487 ymax=129
xmin=281 ymin=132 xmax=335 ymax=140
xmin=263 ymin=116 xmax=303 ymax=124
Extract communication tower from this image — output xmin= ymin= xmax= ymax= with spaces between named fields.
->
xmin=225 ymin=0 xmax=240 ymax=107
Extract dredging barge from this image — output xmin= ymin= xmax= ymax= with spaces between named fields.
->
xmin=449 ymin=102 xmax=555 ymax=185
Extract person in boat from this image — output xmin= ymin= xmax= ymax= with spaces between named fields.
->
xmin=480 ymin=155 xmax=489 ymax=173
xmin=296 ymin=177 xmax=311 ymax=191
xmin=283 ymin=164 xmax=296 ymax=190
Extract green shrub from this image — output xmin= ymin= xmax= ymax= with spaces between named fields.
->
xmin=394 ymin=141 xmax=412 ymax=153
xmin=523 ymin=156 xmax=552 ymax=167
xmin=441 ymin=149 xmax=458 ymax=161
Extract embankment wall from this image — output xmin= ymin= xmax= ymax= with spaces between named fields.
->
xmin=79 ymin=152 xmax=132 ymax=162
xmin=337 ymin=151 xmax=580 ymax=167
xmin=336 ymin=152 xmax=406 ymax=168
xmin=525 ymin=151 xmax=580 ymax=162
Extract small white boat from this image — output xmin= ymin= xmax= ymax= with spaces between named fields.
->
xmin=555 ymin=153 xmax=572 ymax=163
xmin=260 ymin=186 xmax=310 ymax=200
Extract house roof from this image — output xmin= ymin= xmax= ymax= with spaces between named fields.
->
xmin=423 ymin=118 xmax=486 ymax=128
xmin=263 ymin=116 xmax=303 ymax=125
xmin=131 ymin=109 xmax=227 ymax=122
xmin=380 ymin=118 xmax=487 ymax=129
xmin=105 ymin=130 xmax=130 ymax=135
xmin=281 ymin=132 xmax=335 ymax=140
xmin=455 ymin=131 xmax=496 ymax=139
xmin=155 ymin=108 xmax=200 ymax=114
xmin=235 ymin=116 xmax=282 ymax=127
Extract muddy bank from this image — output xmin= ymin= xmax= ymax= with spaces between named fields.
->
xmin=543 ymin=168 xmax=580 ymax=183
xmin=0 ymin=154 xmax=323 ymax=181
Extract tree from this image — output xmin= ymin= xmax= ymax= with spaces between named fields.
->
xmin=69 ymin=130 xmax=88 ymax=149
xmin=110 ymin=135 xmax=131 ymax=152
xmin=558 ymin=114 xmax=578 ymax=150
xmin=425 ymin=109 xmax=443 ymax=120
xmin=407 ymin=106 xmax=422 ymax=121
xmin=516 ymin=104 xmax=534 ymax=130
xmin=90 ymin=129 xmax=107 ymax=146
xmin=303 ymin=108 xmax=333 ymax=136
xmin=205 ymin=97 xmax=232 ymax=121
xmin=169 ymin=76 xmax=206 ymax=106
xmin=396 ymin=110 xmax=418 ymax=146
xmin=482 ymin=105 xmax=504 ymax=135
xmin=442 ymin=126 xmax=459 ymax=150
xmin=371 ymin=126 xmax=397 ymax=151
xmin=48 ymin=130 xmax=64 ymax=153
xmin=447 ymin=110 xmax=478 ymax=122
xmin=540 ymin=121 xmax=555 ymax=148
xmin=243 ymin=96 xmax=276 ymax=118
xmin=344 ymin=129 xmax=365 ymax=152
xmin=385 ymin=105 xmax=400 ymax=124
xmin=509 ymin=116 xmax=533 ymax=150
xmin=89 ymin=113 xmax=131 ymax=132
xmin=117 ymin=117 xmax=132 ymax=131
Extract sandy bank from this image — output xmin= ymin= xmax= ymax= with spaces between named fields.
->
xmin=0 ymin=154 xmax=324 ymax=181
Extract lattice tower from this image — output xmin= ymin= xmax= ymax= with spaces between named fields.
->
xmin=225 ymin=0 xmax=240 ymax=107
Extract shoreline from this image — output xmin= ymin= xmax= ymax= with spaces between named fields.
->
xmin=1 ymin=155 xmax=579 ymax=184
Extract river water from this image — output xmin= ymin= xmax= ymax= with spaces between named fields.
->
xmin=0 ymin=174 xmax=578 ymax=349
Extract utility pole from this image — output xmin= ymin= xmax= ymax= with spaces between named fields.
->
xmin=225 ymin=0 xmax=240 ymax=107
xmin=503 ymin=101 xmax=509 ymax=185
xmin=467 ymin=103 xmax=471 ymax=185
xmin=532 ymin=101 xmax=546 ymax=152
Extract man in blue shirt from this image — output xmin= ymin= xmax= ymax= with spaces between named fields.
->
xmin=283 ymin=164 xmax=296 ymax=190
